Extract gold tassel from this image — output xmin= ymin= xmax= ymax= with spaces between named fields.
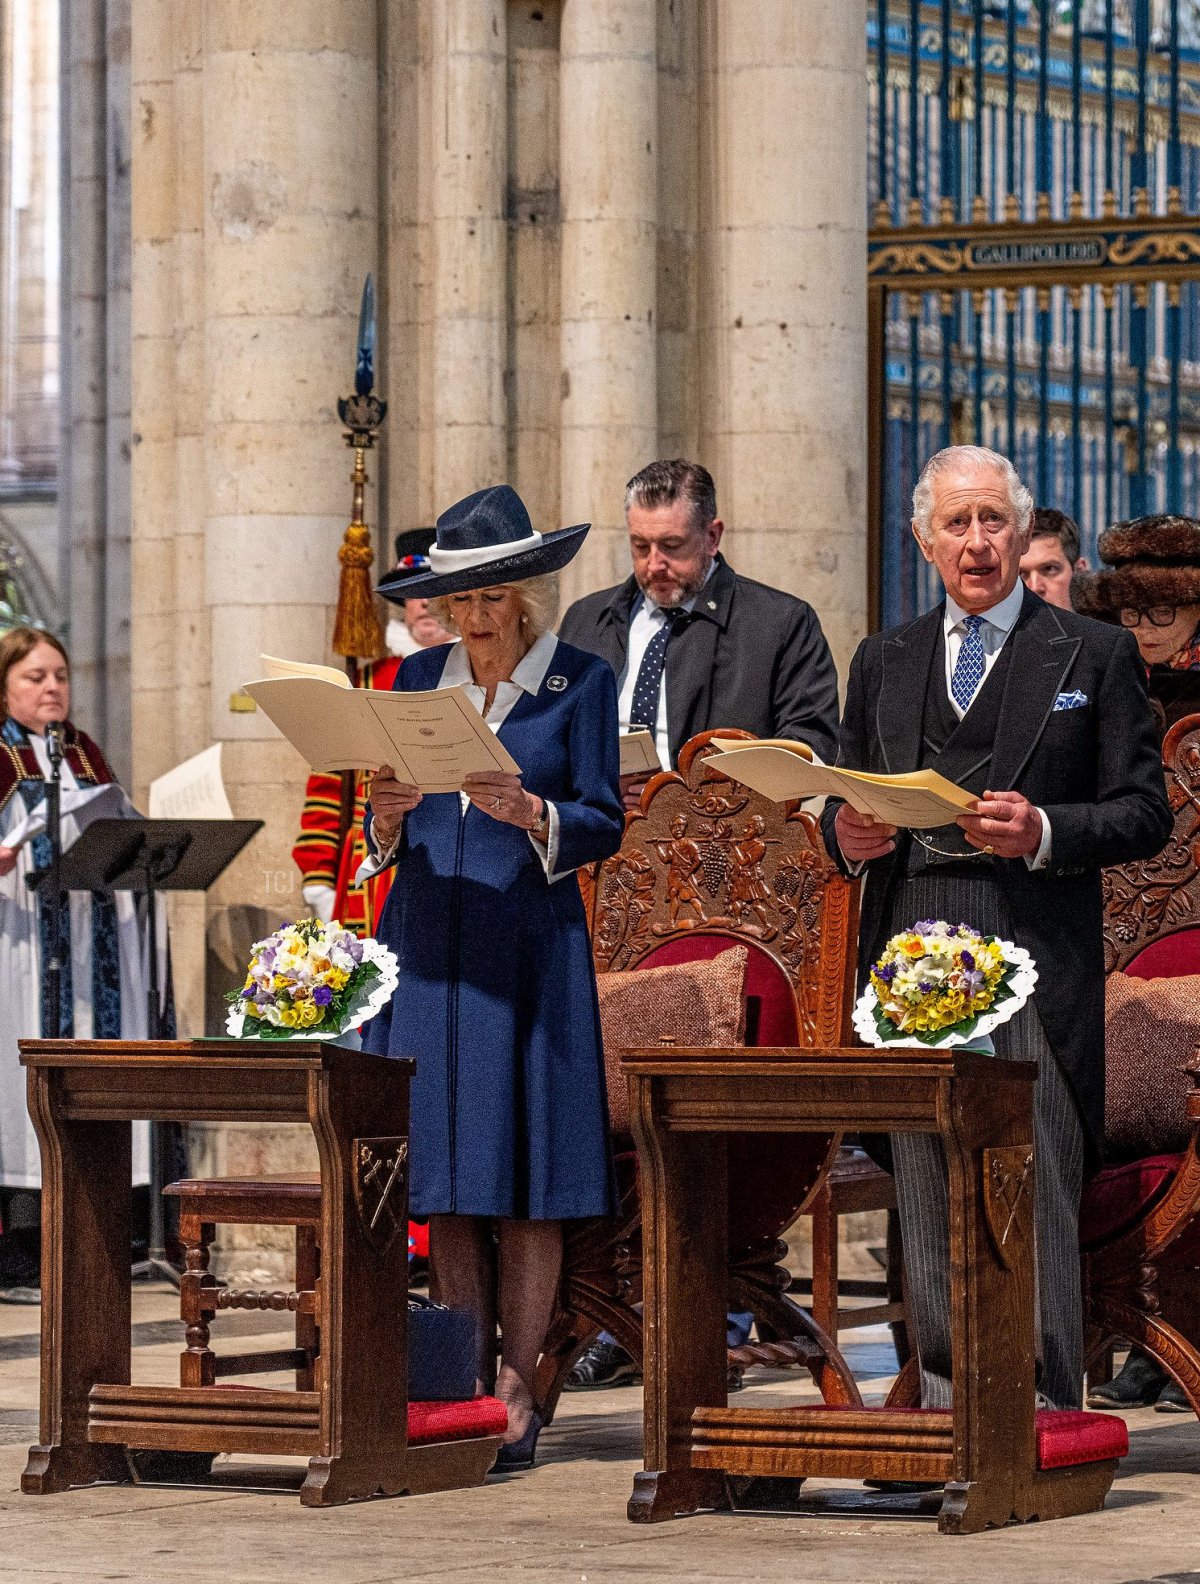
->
xmin=332 ymin=522 xmax=385 ymax=661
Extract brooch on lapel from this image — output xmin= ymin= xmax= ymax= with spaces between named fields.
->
xmin=1053 ymin=690 xmax=1088 ymax=711
xmin=546 ymin=675 xmax=568 ymax=693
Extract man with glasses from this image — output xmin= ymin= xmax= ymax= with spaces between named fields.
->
xmin=821 ymin=446 xmax=1171 ymax=1417
xmin=1073 ymin=514 xmax=1200 ymax=733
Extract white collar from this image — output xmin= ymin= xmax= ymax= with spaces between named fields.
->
xmin=944 ymin=580 xmax=1025 ymax=636
xmin=440 ymin=630 xmax=559 ymax=694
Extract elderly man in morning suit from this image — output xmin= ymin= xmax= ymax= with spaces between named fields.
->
xmin=820 ymin=445 xmax=1172 ymax=1411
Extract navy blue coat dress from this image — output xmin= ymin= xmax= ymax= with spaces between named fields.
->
xmin=363 ymin=635 xmax=624 ymax=1220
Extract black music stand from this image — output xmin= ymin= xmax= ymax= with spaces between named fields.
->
xmin=31 ymin=817 xmax=263 ymax=1282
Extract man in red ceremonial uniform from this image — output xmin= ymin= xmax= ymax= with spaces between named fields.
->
xmin=292 ymin=531 xmax=451 ymax=934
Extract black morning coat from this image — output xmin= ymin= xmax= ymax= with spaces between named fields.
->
xmin=820 ymin=587 xmax=1174 ymax=1163
xmin=558 ymin=553 xmax=842 ymax=767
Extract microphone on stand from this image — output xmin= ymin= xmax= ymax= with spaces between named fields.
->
xmin=42 ymin=717 xmax=65 ymax=1039
xmin=45 ymin=718 xmax=64 ymax=773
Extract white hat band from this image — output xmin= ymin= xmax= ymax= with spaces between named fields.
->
xmin=427 ymin=530 xmax=544 ymax=573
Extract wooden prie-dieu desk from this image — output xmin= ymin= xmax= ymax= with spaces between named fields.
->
xmin=622 ymin=1044 xmax=1126 ymax=1536
xmin=17 ymin=1039 xmax=433 ymax=1507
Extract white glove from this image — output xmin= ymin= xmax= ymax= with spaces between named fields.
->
xmin=302 ymin=883 xmax=337 ymax=924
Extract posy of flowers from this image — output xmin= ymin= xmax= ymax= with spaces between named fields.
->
xmin=862 ymin=919 xmax=1034 ymax=1047
xmin=227 ymin=917 xmax=384 ymax=1038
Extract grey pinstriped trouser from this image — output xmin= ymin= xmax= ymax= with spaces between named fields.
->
xmin=881 ymin=869 xmax=1086 ymax=1410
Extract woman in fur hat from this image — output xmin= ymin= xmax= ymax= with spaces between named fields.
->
xmin=1073 ymin=517 xmax=1196 ymax=1412
xmin=1073 ymin=514 xmax=1200 ymax=734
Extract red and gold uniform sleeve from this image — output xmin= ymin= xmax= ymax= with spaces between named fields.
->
xmin=292 ymin=771 xmax=344 ymax=888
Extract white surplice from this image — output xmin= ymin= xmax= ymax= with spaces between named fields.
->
xmin=0 ymin=734 xmax=156 ymax=1188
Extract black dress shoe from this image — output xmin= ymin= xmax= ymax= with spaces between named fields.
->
xmin=1087 ymin=1349 xmax=1169 ymax=1409
xmin=492 ymin=1411 xmax=542 ymax=1473
xmin=0 ymin=1284 xmax=40 ymax=1306
xmin=863 ymin=1478 xmax=943 ymax=1493
xmin=564 ymin=1339 xmax=642 ymax=1391
xmin=1155 ymin=1378 xmax=1193 ymax=1414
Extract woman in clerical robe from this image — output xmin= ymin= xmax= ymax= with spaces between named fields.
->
xmin=0 ymin=628 xmax=158 ymax=1240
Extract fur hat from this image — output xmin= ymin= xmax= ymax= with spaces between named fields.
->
xmin=1071 ymin=514 xmax=1200 ymax=618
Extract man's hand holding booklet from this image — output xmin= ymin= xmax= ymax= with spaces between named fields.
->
xmin=241 ymin=655 xmax=520 ymax=793
xmin=706 ymin=735 xmax=976 ymax=829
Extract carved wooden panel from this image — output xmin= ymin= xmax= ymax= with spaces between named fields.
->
xmin=585 ymin=732 xmax=859 ymax=1048
xmin=1104 ymin=714 xmax=1200 ymax=973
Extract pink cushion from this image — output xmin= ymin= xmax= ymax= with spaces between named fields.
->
xmin=1035 ymin=1409 xmax=1128 ymax=1469
xmin=1126 ymin=927 xmax=1200 ymax=979
xmin=640 ymin=936 xmax=800 ymax=1046
xmin=408 ymin=1396 xmax=508 ymax=1445
xmin=1105 ymin=972 xmax=1200 ymax=1156
xmin=1079 ymin=1153 xmax=1181 ymax=1247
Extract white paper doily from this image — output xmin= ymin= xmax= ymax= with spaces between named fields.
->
xmin=851 ymin=939 xmax=1038 ymax=1050
xmin=226 ymin=937 xmax=399 ymax=1040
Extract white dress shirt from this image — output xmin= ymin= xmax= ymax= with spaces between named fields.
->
xmin=357 ymin=630 xmax=568 ymax=887
xmin=617 ymin=561 xmax=717 ymax=770
xmin=943 ymin=584 xmax=1052 ymax=871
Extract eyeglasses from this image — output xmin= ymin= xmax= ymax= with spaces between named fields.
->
xmin=1119 ymin=606 xmax=1177 ymax=629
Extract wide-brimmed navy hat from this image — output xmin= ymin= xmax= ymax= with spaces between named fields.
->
xmin=376 ymin=485 xmax=589 ymax=604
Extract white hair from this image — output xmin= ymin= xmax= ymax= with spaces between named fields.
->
xmin=911 ymin=446 xmax=1034 ymax=545
xmin=429 ymin=571 xmax=560 ymax=640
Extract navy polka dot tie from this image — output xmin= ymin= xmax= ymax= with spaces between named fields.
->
xmin=951 ymin=613 xmax=987 ymax=713
xmin=629 ymin=611 xmax=681 ymax=733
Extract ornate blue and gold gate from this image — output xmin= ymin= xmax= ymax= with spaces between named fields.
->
xmin=869 ymin=1 xmax=1200 ymax=626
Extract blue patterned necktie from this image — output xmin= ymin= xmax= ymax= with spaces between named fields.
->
xmin=629 ymin=609 xmax=681 ymax=733
xmin=950 ymin=613 xmax=987 ymax=713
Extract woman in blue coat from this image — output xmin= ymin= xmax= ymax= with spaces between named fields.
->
xmin=362 ymin=486 xmax=623 ymax=1470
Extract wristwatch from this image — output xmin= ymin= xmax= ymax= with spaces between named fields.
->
xmin=531 ymin=800 xmax=550 ymax=838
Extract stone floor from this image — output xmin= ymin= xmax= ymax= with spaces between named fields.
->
xmin=0 ymin=1287 xmax=1196 ymax=1584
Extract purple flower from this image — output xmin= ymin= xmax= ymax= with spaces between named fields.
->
xmin=918 ymin=980 xmax=933 ymax=993
xmin=347 ymin=938 xmax=364 ymax=964
xmin=960 ymin=949 xmax=976 ymax=971
xmin=313 ymin=985 xmax=333 ymax=1007
xmin=875 ymin=963 xmax=897 ymax=984
xmin=963 ymin=970 xmax=984 ymax=996
xmin=240 ymin=985 xmax=256 ymax=1000
xmin=913 ymin=919 xmax=936 ymax=934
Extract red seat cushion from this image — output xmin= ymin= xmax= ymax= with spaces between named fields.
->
xmin=1079 ymin=1153 xmax=1182 ymax=1247
xmin=407 ymin=1396 xmax=508 ymax=1445
xmin=1036 ymin=1409 xmax=1128 ymax=1469
xmin=792 ymin=1405 xmax=1126 ymax=1470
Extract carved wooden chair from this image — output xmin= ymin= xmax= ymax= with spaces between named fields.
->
xmin=1084 ymin=712 xmax=1200 ymax=1415
xmin=535 ymin=732 xmax=869 ymax=1422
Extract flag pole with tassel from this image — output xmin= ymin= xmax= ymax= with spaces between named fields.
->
xmin=332 ymin=275 xmax=387 ymax=848
xmin=334 ymin=273 xmax=387 ymax=677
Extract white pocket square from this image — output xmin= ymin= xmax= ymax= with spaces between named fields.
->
xmin=1053 ymin=690 xmax=1088 ymax=711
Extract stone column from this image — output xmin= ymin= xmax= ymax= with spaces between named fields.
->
xmin=698 ymin=0 xmax=868 ymax=673
xmin=60 ymin=0 xmax=133 ymax=782
xmin=559 ymin=0 xmax=658 ymax=604
xmin=429 ymin=0 xmax=507 ymax=508
xmin=199 ymin=3 xmax=380 ymax=1023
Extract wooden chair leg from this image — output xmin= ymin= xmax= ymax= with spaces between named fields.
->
xmin=809 ymin=1184 xmax=838 ymax=1340
xmin=294 ymin=1226 xmax=319 ymax=1391
xmin=179 ymin=1215 xmax=217 ymax=1389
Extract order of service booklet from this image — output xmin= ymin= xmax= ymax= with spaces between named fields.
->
xmin=707 ymin=736 xmax=977 ymax=830
xmin=242 ymin=654 xmax=521 ymax=793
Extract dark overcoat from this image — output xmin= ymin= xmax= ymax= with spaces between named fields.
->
xmin=363 ymin=638 xmax=624 ymax=1219
xmin=820 ymin=590 xmax=1173 ymax=1158
xmin=558 ymin=553 xmax=841 ymax=765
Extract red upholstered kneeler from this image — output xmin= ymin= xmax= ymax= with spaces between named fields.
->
xmin=407 ymin=1397 xmax=508 ymax=1445
xmin=1034 ymin=1410 xmax=1128 ymax=1471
